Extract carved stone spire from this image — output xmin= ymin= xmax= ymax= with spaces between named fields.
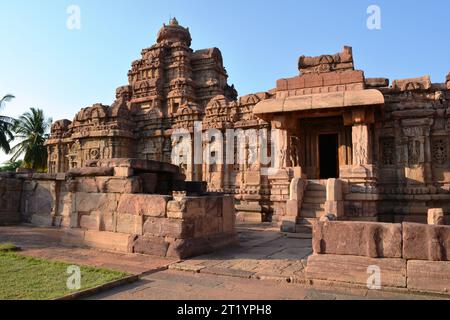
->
xmin=157 ymin=17 xmax=191 ymax=46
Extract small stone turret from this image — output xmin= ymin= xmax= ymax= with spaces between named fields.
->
xmin=156 ymin=17 xmax=192 ymax=46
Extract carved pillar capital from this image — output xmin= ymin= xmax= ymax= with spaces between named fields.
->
xmin=271 ymin=115 xmax=298 ymax=130
xmin=344 ymin=108 xmax=375 ymax=126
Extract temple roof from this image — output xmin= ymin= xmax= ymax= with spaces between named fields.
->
xmin=253 ymin=89 xmax=385 ymax=117
xmin=156 ymin=17 xmax=192 ymax=46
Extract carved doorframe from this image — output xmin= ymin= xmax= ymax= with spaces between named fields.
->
xmin=299 ymin=116 xmax=349 ymax=179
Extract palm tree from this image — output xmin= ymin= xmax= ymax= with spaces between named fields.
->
xmin=0 ymin=94 xmax=16 ymax=153
xmin=10 ymin=108 xmax=52 ymax=171
xmin=0 ymin=160 xmax=23 ymax=172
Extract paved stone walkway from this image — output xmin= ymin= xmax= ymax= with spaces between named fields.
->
xmin=170 ymin=224 xmax=312 ymax=282
xmin=0 ymin=224 xmax=444 ymax=300
xmin=88 ymin=269 xmax=432 ymax=300
xmin=0 ymin=225 xmax=177 ymax=274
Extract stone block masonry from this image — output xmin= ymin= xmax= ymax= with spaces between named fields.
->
xmin=1 ymin=159 xmax=238 ymax=259
xmin=312 ymin=221 xmax=402 ymax=258
xmin=307 ymin=220 xmax=450 ymax=294
xmin=0 ymin=174 xmax=23 ymax=225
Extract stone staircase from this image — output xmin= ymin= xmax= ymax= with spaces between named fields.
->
xmin=297 ymin=180 xmax=327 ymax=230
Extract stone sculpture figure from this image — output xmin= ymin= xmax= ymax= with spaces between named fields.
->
xmin=290 ymin=136 xmax=300 ymax=167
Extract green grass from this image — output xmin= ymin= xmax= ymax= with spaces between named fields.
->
xmin=0 ymin=251 xmax=129 ymax=300
xmin=0 ymin=243 xmax=20 ymax=252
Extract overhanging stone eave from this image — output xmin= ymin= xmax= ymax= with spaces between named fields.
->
xmin=253 ymin=89 xmax=385 ymax=116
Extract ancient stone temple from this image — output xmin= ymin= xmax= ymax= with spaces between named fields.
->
xmin=46 ymin=19 xmax=450 ymax=231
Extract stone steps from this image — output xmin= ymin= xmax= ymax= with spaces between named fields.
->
xmin=295 ymin=218 xmax=318 ymax=232
xmin=300 ymin=209 xmax=325 ymax=219
xmin=302 ymin=202 xmax=326 ymax=210
xmin=306 ymin=184 xmax=326 ymax=192
xmin=303 ymin=196 xmax=326 ymax=204
xmin=297 ymin=179 xmax=328 ymax=230
xmin=303 ymin=190 xmax=326 ymax=198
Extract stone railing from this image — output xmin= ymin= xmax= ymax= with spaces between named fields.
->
xmin=282 ymin=175 xmax=307 ymax=232
xmin=324 ymin=178 xmax=344 ymax=218
xmin=306 ymin=220 xmax=450 ymax=294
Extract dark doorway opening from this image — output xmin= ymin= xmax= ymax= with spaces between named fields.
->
xmin=319 ymin=134 xmax=339 ymax=179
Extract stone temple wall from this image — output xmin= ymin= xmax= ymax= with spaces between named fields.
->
xmin=374 ymin=76 xmax=450 ymax=222
xmin=0 ymin=174 xmax=23 ymax=225
xmin=0 ymin=159 xmax=237 ymax=259
xmin=44 ymin=19 xmax=450 ymax=226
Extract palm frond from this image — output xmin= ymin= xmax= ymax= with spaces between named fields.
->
xmin=10 ymin=107 xmax=51 ymax=170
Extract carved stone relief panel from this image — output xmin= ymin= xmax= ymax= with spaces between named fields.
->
xmin=290 ymin=136 xmax=300 ymax=167
xmin=143 ymin=137 xmax=163 ymax=161
xmin=67 ymin=141 xmax=81 ymax=169
xmin=89 ymin=148 xmax=100 ymax=160
xmin=49 ymin=146 xmax=58 ymax=174
xmin=408 ymin=139 xmax=422 ymax=166
xmin=352 ymin=124 xmax=370 ymax=166
xmin=162 ymin=137 xmax=172 ymax=163
xmin=380 ymin=137 xmax=395 ymax=166
xmin=402 ymin=127 xmax=425 ymax=166
xmin=432 ymin=137 xmax=448 ymax=165
xmin=102 ymin=140 xmax=112 ymax=159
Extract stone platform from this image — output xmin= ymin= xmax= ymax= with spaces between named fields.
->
xmin=0 ymin=159 xmax=238 ymax=259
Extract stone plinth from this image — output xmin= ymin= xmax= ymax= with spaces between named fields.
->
xmin=64 ymin=192 xmax=237 ymax=259
xmin=407 ymin=260 xmax=450 ymax=293
xmin=306 ymin=254 xmax=407 ymax=288
xmin=5 ymin=159 xmax=238 ymax=259
xmin=61 ymin=162 xmax=237 ymax=258
xmin=307 ymin=220 xmax=450 ymax=294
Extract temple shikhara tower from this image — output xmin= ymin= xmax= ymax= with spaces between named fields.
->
xmin=46 ymin=19 xmax=450 ymax=231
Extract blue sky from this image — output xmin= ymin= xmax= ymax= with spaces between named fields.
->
xmin=0 ymin=0 xmax=449 ymax=163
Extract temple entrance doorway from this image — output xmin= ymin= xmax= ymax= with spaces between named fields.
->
xmin=319 ymin=133 xmax=339 ymax=179
xmin=298 ymin=116 xmax=352 ymax=179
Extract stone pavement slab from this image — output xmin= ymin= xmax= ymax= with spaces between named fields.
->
xmin=0 ymin=225 xmax=177 ymax=275
xmin=170 ymin=225 xmax=312 ymax=282
xmin=89 ymin=269 xmax=436 ymax=300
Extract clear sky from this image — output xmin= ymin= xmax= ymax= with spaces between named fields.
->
xmin=1 ymin=0 xmax=449 ymax=163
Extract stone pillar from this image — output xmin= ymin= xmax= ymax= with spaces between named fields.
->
xmin=423 ymin=126 xmax=433 ymax=187
xmin=352 ymin=124 xmax=371 ymax=165
xmin=344 ymin=108 xmax=374 ymax=166
xmin=271 ymin=127 xmax=290 ymax=169
xmin=340 ymin=108 xmax=378 ymax=220
xmin=271 ymin=115 xmax=298 ymax=169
